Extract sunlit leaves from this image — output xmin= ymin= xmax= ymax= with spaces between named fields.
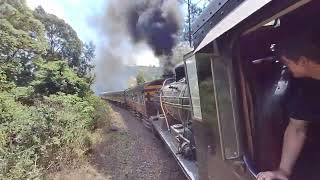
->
xmin=0 ymin=92 xmax=106 ymax=179
xmin=32 ymin=60 xmax=90 ymax=97
xmin=0 ymin=1 xmax=100 ymax=179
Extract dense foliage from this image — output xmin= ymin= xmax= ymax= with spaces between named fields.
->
xmin=0 ymin=1 xmax=105 ymax=179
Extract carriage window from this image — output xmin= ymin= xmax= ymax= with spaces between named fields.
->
xmin=212 ymin=58 xmax=240 ymax=160
xmin=185 ymin=55 xmax=202 ymax=119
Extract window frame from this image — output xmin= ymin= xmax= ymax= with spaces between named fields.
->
xmin=184 ymin=52 xmax=203 ymax=121
xmin=210 ymin=54 xmax=242 ymax=160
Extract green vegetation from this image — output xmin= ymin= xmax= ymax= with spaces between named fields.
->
xmin=0 ymin=1 xmax=107 ymax=179
xmin=136 ymin=71 xmax=146 ymax=85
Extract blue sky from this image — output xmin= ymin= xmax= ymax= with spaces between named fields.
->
xmin=27 ymin=0 xmax=105 ymax=43
xmin=26 ymin=0 xmax=160 ymax=67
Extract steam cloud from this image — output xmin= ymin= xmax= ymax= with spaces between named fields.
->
xmin=93 ymin=0 xmax=183 ymax=93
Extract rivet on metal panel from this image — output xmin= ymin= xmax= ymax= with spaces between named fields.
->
xmin=210 ymin=11 xmax=212 ymax=14
xmin=218 ymin=2 xmax=221 ymax=5
xmin=220 ymin=11 xmax=224 ymax=15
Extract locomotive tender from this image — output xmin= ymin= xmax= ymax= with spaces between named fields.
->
xmin=102 ymin=0 xmax=320 ymax=179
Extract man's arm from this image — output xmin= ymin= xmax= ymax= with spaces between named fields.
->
xmin=257 ymin=118 xmax=308 ymax=180
xmin=279 ymin=118 xmax=308 ymax=176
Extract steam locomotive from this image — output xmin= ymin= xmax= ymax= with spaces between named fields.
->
xmin=101 ymin=62 xmax=198 ymax=179
xmin=102 ymin=0 xmax=320 ymax=180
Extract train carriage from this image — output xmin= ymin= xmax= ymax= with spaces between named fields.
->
xmin=125 ymin=79 xmax=165 ymax=119
xmin=127 ymin=84 xmax=146 ymax=117
xmin=144 ymin=79 xmax=165 ymax=118
xmin=124 ymin=88 xmax=133 ymax=110
xmin=100 ymin=91 xmax=125 ymax=106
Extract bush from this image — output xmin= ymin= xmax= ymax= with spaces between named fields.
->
xmin=83 ymin=93 xmax=110 ymax=130
xmin=0 ymin=1 xmax=104 ymax=179
xmin=32 ymin=60 xmax=91 ymax=98
xmin=0 ymin=92 xmax=108 ymax=179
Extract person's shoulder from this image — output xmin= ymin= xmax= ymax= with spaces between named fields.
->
xmin=286 ymin=77 xmax=320 ymax=101
xmin=286 ymin=77 xmax=320 ymax=122
xmin=290 ymin=77 xmax=320 ymax=88
xmin=302 ymin=77 xmax=320 ymax=89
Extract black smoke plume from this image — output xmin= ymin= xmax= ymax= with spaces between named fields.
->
xmin=92 ymin=0 xmax=182 ymax=93
xmin=126 ymin=0 xmax=182 ymax=56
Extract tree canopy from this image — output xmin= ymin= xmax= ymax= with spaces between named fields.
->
xmin=33 ymin=7 xmax=83 ymax=69
xmin=32 ymin=6 xmax=95 ymax=78
xmin=0 ymin=1 xmax=103 ymax=179
xmin=0 ymin=0 xmax=47 ymax=85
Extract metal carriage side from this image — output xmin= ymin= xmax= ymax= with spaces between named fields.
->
xmin=100 ymin=91 xmax=125 ymax=106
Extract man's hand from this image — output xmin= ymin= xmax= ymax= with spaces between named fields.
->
xmin=257 ymin=119 xmax=307 ymax=180
xmin=257 ymin=170 xmax=289 ymax=180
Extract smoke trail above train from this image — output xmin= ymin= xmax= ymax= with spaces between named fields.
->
xmin=92 ymin=0 xmax=183 ymax=94
xmin=124 ymin=0 xmax=183 ymax=56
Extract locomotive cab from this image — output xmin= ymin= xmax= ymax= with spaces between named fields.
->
xmin=185 ymin=0 xmax=320 ymax=180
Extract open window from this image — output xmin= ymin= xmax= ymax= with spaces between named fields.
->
xmin=239 ymin=1 xmax=320 ymax=179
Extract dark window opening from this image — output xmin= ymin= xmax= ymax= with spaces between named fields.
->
xmin=239 ymin=2 xmax=320 ymax=179
xmin=175 ymin=62 xmax=186 ymax=82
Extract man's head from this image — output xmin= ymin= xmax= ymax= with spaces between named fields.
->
xmin=277 ymin=30 xmax=320 ymax=78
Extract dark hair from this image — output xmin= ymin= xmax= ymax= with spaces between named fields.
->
xmin=276 ymin=29 xmax=320 ymax=64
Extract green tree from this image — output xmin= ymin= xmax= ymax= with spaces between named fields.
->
xmin=79 ymin=41 xmax=95 ymax=77
xmin=136 ymin=71 xmax=146 ymax=85
xmin=33 ymin=6 xmax=83 ymax=71
xmin=0 ymin=68 xmax=14 ymax=91
xmin=32 ymin=59 xmax=91 ymax=97
xmin=0 ymin=1 xmax=103 ymax=179
xmin=0 ymin=0 xmax=47 ymax=85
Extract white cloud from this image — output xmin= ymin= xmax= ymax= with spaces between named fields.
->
xmin=136 ymin=50 xmax=160 ymax=67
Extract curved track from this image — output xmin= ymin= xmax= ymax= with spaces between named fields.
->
xmin=90 ymin=104 xmax=187 ymax=180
